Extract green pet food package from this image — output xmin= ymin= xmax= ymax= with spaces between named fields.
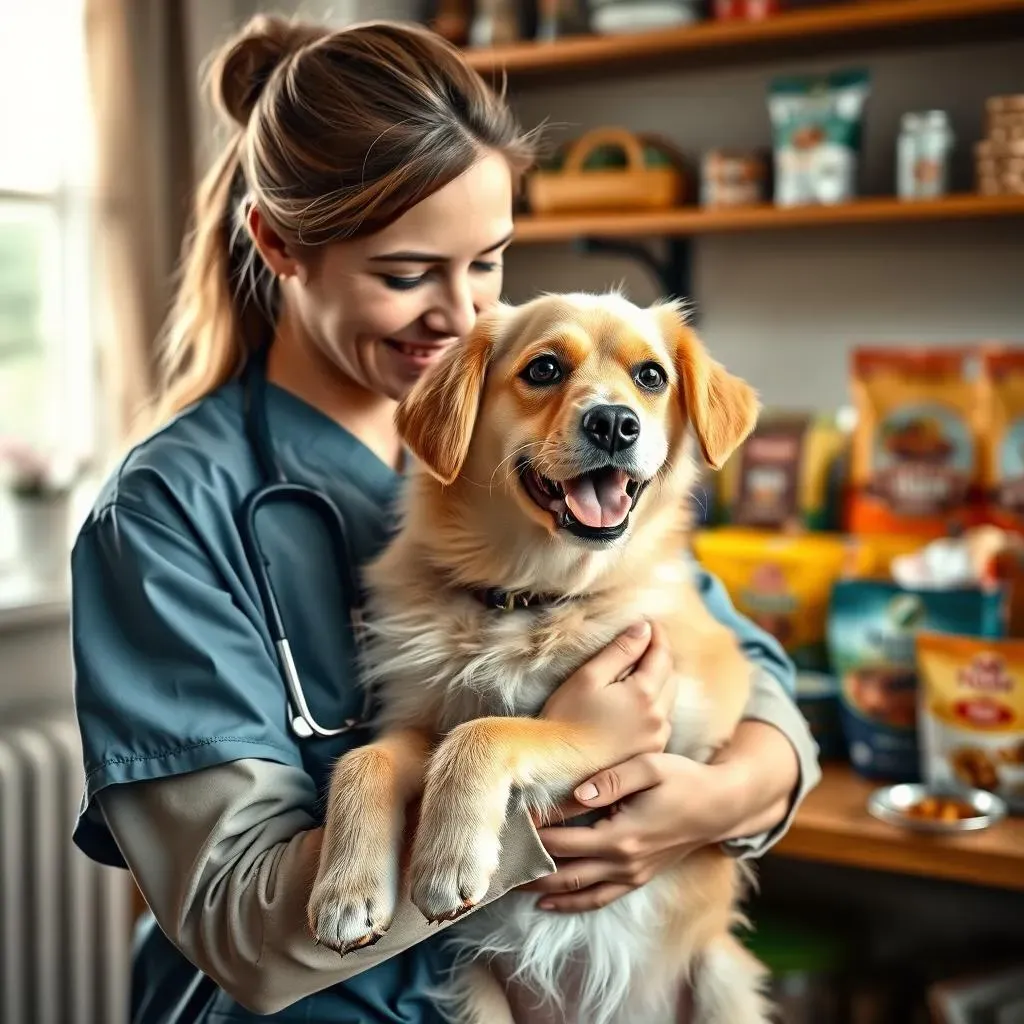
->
xmin=827 ymin=580 xmax=1006 ymax=782
xmin=768 ymin=69 xmax=871 ymax=207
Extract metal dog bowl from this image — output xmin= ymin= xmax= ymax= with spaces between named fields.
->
xmin=867 ymin=782 xmax=1008 ymax=834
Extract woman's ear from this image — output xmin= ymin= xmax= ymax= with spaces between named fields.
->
xmin=246 ymin=204 xmax=302 ymax=280
xmin=395 ymin=313 xmax=501 ymax=485
xmin=655 ymin=302 xmax=760 ymax=470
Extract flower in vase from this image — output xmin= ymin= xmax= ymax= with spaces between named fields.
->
xmin=0 ymin=437 xmax=83 ymax=500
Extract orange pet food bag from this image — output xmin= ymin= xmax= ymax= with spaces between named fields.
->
xmin=981 ymin=348 xmax=1024 ymax=532
xmin=849 ymin=347 xmax=983 ymax=538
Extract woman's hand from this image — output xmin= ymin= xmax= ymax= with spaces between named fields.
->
xmin=524 ymin=720 xmax=800 ymax=912
xmin=539 ymin=620 xmax=675 ymax=764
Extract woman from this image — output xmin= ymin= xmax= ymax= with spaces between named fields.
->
xmin=70 ymin=15 xmax=820 ymax=1024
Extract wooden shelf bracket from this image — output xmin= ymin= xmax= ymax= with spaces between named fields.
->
xmin=572 ymin=236 xmax=696 ymax=316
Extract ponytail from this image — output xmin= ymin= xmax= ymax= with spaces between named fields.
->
xmin=151 ymin=15 xmax=321 ymax=424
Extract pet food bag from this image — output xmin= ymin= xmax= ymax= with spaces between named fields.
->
xmin=917 ymin=632 xmax=1024 ymax=813
xmin=981 ymin=347 xmax=1024 ymax=531
xmin=767 ymin=69 xmax=870 ymax=206
xmin=827 ymin=580 xmax=1006 ymax=782
xmin=714 ymin=410 xmax=849 ymax=531
xmin=849 ymin=347 xmax=984 ymax=538
xmin=693 ymin=528 xmax=851 ymax=756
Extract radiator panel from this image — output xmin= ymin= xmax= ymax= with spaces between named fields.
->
xmin=0 ymin=713 xmax=131 ymax=1024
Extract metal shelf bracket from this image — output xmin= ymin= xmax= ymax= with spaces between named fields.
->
xmin=572 ymin=236 xmax=696 ymax=319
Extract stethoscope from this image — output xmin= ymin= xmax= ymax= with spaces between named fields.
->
xmin=238 ymin=345 xmax=373 ymax=740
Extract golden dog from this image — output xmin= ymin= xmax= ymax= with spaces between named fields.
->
xmin=308 ymin=292 xmax=770 ymax=1024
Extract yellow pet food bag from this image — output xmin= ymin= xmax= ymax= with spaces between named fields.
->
xmin=692 ymin=528 xmax=851 ymax=677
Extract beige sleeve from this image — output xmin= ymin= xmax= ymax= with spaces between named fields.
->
xmin=720 ymin=668 xmax=822 ymax=860
xmin=97 ymin=759 xmax=554 ymax=1016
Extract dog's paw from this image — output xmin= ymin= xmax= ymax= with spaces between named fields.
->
xmin=307 ymin=864 xmax=397 ymax=955
xmin=408 ymin=819 xmax=501 ymax=924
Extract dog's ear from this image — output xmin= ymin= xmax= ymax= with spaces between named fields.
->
xmin=395 ymin=312 xmax=502 ymax=485
xmin=656 ymin=304 xmax=759 ymax=471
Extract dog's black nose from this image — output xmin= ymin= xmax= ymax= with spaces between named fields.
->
xmin=581 ymin=404 xmax=640 ymax=454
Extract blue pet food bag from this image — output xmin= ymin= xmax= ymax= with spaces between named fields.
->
xmin=827 ymin=580 xmax=1006 ymax=782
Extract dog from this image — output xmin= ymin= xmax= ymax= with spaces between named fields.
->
xmin=307 ymin=291 xmax=770 ymax=1024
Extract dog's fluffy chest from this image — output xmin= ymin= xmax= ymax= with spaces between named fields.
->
xmin=362 ymin=597 xmax=632 ymax=734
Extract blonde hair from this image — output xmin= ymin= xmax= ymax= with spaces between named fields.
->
xmin=154 ymin=15 xmax=535 ymax=422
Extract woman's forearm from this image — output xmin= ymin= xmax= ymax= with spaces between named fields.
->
xmin=714 ymin=668 xmax=822 ymax=856
xmin=712 ymin=719 xmax=801 ymax=840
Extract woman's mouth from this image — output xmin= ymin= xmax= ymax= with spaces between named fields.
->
xmin=384 ymin=338 xmax=450 ymax=368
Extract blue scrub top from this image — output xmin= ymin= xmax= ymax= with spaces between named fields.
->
xmin=70 ymin=375 xmax=795 ymax=1024
xmin=71 ymin=378 xmax=452 ymax=1023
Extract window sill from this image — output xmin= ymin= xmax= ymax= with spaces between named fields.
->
xmin=0 ymin=568 xmax=69 ymax=632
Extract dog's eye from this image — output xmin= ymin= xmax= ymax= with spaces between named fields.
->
xmin=635 ymin=362 xmax=667 ymax=391
xmin=521 ymin=355 xmax=562 ymax=386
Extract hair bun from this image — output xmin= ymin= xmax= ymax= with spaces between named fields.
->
xmin=213 ymin=15 xmax=326 ymax=127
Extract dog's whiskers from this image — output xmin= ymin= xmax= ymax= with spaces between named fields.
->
xmin=487 ymin=441 xmax=545 ymax=495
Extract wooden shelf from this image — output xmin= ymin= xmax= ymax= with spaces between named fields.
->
xmin=464 ymin=0 xmax=1024 ymax=80
xmin=510 ymin=193 xmax=1024 ymax=242
xmin=774 ymin=763 xmax=1024 ymax=892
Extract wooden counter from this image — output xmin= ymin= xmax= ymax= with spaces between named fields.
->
xmin=775 ymin=762 xmax=1024 ymax=892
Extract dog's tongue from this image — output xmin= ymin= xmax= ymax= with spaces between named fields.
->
xmin=564 ymin=470 xmax=632 ymax=529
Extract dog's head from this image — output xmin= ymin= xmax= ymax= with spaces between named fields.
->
xmin=396 ymin=292 xmax=758 ymax=554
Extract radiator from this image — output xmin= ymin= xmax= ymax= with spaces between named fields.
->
xmin=0 ymin=711 xmax=131 ymax=1024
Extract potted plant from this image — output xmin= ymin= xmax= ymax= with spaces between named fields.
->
xmin=0 ymin=437 xmax=85 ymax=586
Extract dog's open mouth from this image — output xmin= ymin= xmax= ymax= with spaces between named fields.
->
xmin=517 ymin=459 xmax=646 ymax=541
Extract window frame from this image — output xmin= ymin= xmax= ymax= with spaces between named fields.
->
xmin=0 ymin=152 xmax=99 ymax=474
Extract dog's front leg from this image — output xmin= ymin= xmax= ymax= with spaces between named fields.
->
xmin=308 ymin=727 xmax=432 ymax=952
xmin=409 ymin=717 xmax=600 ymax=923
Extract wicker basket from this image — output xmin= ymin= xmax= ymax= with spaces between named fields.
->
xmin=526 ymin=127 xmax=686 ymax=215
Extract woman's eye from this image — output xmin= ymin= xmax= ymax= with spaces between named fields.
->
xmin=471 ymin=261 xmax=499 ymax=274
xmin=520 ymin=355 xmax=562 ymax=385
xmin=635 ymin=362 xmax=667 ymax=391
xmin=381 ymin=274 xmax=424 ymax=291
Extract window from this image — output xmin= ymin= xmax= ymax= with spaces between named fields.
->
xmin=0 ymin=1 xmax=96 ymax=465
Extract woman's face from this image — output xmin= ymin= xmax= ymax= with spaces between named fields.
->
xmin=266 ymin=150 xmax=514 ymax=403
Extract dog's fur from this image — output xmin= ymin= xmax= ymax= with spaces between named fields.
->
xmin=307 ymin=292 xmax=770 ymax=1024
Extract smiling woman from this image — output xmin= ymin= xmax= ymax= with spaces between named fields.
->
xmin=66 ymin=11 xmax=819 ymax=1024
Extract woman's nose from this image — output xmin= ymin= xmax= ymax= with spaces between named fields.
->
xmin=424 ymin=277 xmax=477 ymax=339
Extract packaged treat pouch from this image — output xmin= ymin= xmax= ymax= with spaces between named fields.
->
xmin=767 ymin=69 xmax=870 ymax=206
xmin=849 ymin=347 xmax=983 ymax=538
xmin=981 ymin=347 xmax=1024 ymax=531
xmin=827 ymin=580 xmax=1006 ymax=782
xmin=693 ymin=528 xmax=851 ymax=678
xmin=714 ymin=410 xmax=849 ymax=531
xmin=917 ymin=632 xmax=1024 ymax=813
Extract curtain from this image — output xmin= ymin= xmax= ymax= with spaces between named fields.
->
xmin=84 ymin=0 xmax=195 ymax=442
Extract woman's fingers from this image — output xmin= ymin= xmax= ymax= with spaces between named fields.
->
xmin=537 ymin=882 xmax=635 ymax=913
xmin=520 ymin=857 xmax=619 ymax=895
xmin=571 ymin=752 xmax=667 ymax=809
xmin=537 ymin=817 xmax=624 ymax=860
xmin=625 ymin=620 xmax=674 ymax=697
xmin=577 ymin=620 xmax=653 ymax=689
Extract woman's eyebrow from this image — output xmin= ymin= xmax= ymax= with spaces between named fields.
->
xmin=368 ymin=230 xmax=515 ymax=264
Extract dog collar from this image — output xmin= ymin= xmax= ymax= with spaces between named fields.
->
xmin=466 ymin=586 xmax=571 ymax=612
